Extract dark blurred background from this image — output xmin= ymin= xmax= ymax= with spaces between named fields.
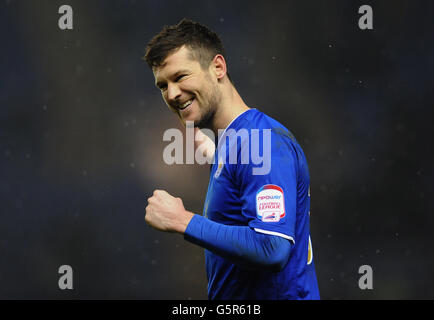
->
xmin=1 ymin=0 xmax=433 ymax=299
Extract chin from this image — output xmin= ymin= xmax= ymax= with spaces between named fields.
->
xmin=180 ymin=109 xmax=201 ymax=125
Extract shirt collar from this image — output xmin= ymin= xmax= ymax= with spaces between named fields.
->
xmin=216 ymin=108 xmax=254 ymax=148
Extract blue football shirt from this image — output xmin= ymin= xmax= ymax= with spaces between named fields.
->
xmin=202 ymin=108 xmax=320 ymax=299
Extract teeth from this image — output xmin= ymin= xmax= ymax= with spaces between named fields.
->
xmin=180 ymin=99 xmax=193 ymax=110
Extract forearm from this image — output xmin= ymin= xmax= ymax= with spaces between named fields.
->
xmin=184 ymin=215 xmax=291 ymax=272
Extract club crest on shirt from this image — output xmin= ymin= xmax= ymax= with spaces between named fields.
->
xmin=256 ymin=184 xmax=285 ymax=222
xmin=214 ymin=157 xmax=224 ymax=179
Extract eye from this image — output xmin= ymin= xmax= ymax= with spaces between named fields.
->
xmin=175 ymin=74 xmax=186 ymax=82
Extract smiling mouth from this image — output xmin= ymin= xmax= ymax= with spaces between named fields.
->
xmin=178 ymin=98 xmax=194 ymax=110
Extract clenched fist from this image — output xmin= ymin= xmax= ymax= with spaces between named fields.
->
xmin=145 ymin=189 xmax=194 ymax=234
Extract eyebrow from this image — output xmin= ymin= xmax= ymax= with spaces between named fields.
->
xmin=155 ymin=69 xmax=190 ymax=88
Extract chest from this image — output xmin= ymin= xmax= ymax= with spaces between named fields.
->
xmin=203 ymin=162 xmax=246 ymax=225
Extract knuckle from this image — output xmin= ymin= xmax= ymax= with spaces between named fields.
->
xmin=145 ymin=210 xmax=152 ymax=220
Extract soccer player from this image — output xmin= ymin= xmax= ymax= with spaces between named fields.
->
xmin=143 ymin=19 xmax=320 ymax=299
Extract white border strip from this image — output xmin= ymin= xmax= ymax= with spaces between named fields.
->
xmin=254 ymin=228 xmax=295 ymax=244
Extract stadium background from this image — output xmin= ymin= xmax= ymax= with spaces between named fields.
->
xmin=1 ymin=0 xmax=433 ymax=299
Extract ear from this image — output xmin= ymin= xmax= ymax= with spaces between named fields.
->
xmin=211 ymin=54 xmax=227 ymax=80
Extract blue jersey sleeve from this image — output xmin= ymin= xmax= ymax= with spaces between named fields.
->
xmin=231 ymin=129 xmax=299 ymax=243
xmin=184 ymin=214 xmax=292 ymax=272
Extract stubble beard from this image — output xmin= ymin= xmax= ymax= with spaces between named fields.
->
xmin=194 ymin=83 xmax=221 ymax=130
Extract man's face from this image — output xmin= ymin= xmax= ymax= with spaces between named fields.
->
xmin=153 ymin=46 xmax=221 ymax=128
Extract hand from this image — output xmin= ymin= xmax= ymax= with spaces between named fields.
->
xmin=194 ymin=127 xmax=215 ymax=163
xmin=145 ymin=189 xmax=194 ymax=234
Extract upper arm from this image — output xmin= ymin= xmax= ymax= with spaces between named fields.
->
xmin=250 ymin=230 xmax=292 ymax=272
xmin=232 ymin=131 xmax=298 ymax=244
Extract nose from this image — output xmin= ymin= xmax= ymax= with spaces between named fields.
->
xmin=166 ymin=82 xmax=182 ymax=105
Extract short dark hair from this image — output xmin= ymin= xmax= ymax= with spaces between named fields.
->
xmin=144 ymin=19 xmax=231 ymax=80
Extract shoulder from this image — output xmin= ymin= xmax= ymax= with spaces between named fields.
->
xmin=222 ymin=108 xmax=306 ymax=162
xmin=247 ymin=110 xmax=310 ymax=172
xmin=239 ymin=109 xmax=300 ymax=149
xmin=238 ymin=109 xmax=295 ymax=135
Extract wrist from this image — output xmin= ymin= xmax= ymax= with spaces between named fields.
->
xmin=176 ymin=210 xmax=195 ymax=234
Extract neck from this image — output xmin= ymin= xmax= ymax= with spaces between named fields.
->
xmin=210 ymin=83 xmax=250 ymax=136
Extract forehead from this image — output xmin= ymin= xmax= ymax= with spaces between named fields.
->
xmin=153 ymin=46 xmax=199 ymax=80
